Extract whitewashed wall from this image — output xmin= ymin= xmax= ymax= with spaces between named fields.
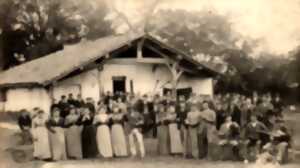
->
xmin=100 ymin=60 xmax=213 ymax=96
xmin=5 ymin=88 xmax=51 ymax=113
xmin=2 ymin=60 xmax=213 ymax=113
xmin=53 ymin=69 xmax=100 ymax=102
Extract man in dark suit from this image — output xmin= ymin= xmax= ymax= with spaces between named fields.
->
xmin=135 ymin=94 xmax=154 ymax=136
xmin=58 ymin=95 xmax=70 ymax=118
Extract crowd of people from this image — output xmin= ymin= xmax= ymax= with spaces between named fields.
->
xmin=17 ymin=91 xmax=292 ymax=164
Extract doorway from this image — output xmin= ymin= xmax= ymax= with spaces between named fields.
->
xmin=163 ymin=87 xmax=193 ymax=100
xmin=112 ymin=76 xmax=126 ymax=94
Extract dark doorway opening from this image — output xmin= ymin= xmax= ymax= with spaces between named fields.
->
xmin=112 ymin=76 xmax=126 ymax=94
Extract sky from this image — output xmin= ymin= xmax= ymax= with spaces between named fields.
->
xmin=104 ymin=0 xmax=300 ymax=57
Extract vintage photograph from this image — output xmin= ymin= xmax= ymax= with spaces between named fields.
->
xmin=0 ymin=0 xmax=299 ymax=168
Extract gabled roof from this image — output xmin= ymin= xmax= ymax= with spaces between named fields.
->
xmin=0 ymin=32 xmax=221 ymax=88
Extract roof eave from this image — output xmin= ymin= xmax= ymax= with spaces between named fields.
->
xmin=0 ymin=82 xmax=45 ymax=89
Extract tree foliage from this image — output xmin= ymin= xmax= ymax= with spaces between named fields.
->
xmin=0 ymin=0 xmax=112 ymax=68
xmin=148 ymin=9 xmax=299 ymax=100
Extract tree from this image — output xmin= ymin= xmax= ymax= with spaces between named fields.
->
xmin=0 ymin=0 xmax=111 ymax=69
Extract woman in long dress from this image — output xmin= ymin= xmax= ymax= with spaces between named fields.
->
xmin=80 ymin=107 xmax=99 ymax=158
xmin=47 ymin=108 xmax=67 ymax=161
xmin=94 ymin=106 xmax=113 ymax=158
xmin=111 ymin=105 xmax=128 ymax=157
xmin=166 ymin=105 xmax=183 ymax=155
xmin=32 ymin=110 xmax=51 ymax=160
xmin=65 ymin=107 xmax=82 ymax=159
xmin=186 ymin=103 xmax=200 ymax=159
xmin=156 ymin=104 xmax=169 ymax=155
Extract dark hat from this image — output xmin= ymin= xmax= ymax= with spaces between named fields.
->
xmin=37 ymin=110 xmax=44 ymax=114
xmin=20 ymin=109 xmax=27 ymax=113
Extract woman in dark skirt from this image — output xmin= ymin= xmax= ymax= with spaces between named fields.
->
xmin=80 ymin=107 xmax=99 ymax=158
xmin=156 ymin=104 xmax=169 ymax=155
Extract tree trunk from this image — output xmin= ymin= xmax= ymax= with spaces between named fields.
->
xmin=0 ymin=34 xmax=5 ymax=111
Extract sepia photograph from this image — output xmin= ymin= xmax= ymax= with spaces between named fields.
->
xmin=0 ymin=0 xmax=299 ymax=168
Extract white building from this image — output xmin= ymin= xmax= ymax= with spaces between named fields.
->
xmin=0 ymin=32 xmax=221 ymax=113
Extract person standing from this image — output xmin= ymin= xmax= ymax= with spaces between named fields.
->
xmin=126 ymin=107 xmax=145 ymax=158
xmin=111 ymin=106 xmax=128 ymax=157
xmin=177 ymin=100 xmax=189 ymax=157
xmin=156 ymin=104 xmax=169 ymax=155
xmin=94 ymin=106 xmax=113 ymax=158
xmin=136 ymin=95 xmax=153 ymax=135
xmin=80 ymin=107 xmax=98 ymax=158
xmin=67 ymin=93 xmax=77 ymax=106
xmin=65 ymin=107 xmax=82 ymax=159
xmin=47 ymin=108 xmax=67 ymax=161
xmin=199 ymin=102 xmax=217 ymax=159
xmin=85 ymin=98 xmax=96 ymax=117
xmin=18 ymin=109 xmax=32 ymax=144
xmin=116 ymin=97 xmax=127 ymax=114
xmin=166 ymin=105 xmax=183 ymax=155
xmin=240 ymin=98 xmax=253 ymax=138
xmin=58 ymin=95 xmax=70 ymax=119
xmin=73 ymin=94 xmax=85 ymax=108
xmin=185 ymin=103 xmax=200 ymax=159
xmin=32 ymin=110 xmax=51 ymax=160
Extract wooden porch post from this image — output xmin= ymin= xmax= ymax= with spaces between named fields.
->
xmin=166 ymin=61 xmax=184 ymax=98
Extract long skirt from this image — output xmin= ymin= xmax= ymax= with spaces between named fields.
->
xmin=198 ymin=132 xmax=208 ymax=158
xmin=206 ymin=125 xmax=219 ymax=160
xmin=65 ymin=126 xmax=82 ymax=159
xmin=96 ymin=125 xmax=113 ymax=158
xmin=49 ymin=127 xmax=67 ymax=161
xmin=188 ymin=127 xmax=199 ymax=158
xmin=157 ymin=125 xmax=169 ymax=155
xmin=169 ymin=123 xmax=183 ymax=154
xmin=33 ymin=127 xmax=51 ymax=159
xmin=111 ymin=124 xmax=128 ymax=157
xmin=180 ymin=126 xmax=190 ymax=156
xmin=82 ymin=125 xmax=99 ymax=158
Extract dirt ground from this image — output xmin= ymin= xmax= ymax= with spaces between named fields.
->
xmin=1 ymin=108 xmax=300 ymax=168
